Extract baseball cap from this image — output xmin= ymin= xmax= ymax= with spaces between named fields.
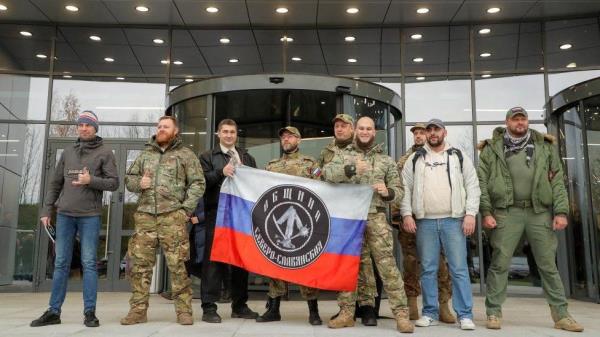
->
xmin=410 ymin=122 xmax=427 ymax=133
xmin=425 ymin=118 xmax=445 ymax=129
xmin=332 ymin=114 xmax=354 ymax=125
xmin=278 ymin=126 xmax=301 ymax=138
xmin=506 ymin=106 xmax=528 ymax=119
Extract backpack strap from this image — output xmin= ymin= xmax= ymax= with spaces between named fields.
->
xmin=412 ymin=147 xmax=427 ymax=174
xmin=445 ymin=147 xmax=464 ymax=189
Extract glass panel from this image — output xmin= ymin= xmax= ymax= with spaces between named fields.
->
xmin=475 ymin=74 xmax=545 ymax=121
xmin=0 ymin=74 xmax=49 ymax=120
xmin=0 ymin=24 xmax=54 ymax=72
xmin=549 ymin=70 xmax=600 ymax=97
xmin=560 ymin=106 xmax=592 ymax=296
xmin=50 ymin=77 xmax=166 ymax=123
xmin=290 ymin=90 xmax=337 ymax=160
xmin=405 ymin=77 xmax=472 ymax=122
xmin=123 ymin=150 xmax=142 ymax=231
xmin=407 ymin=125 xmax=474 ymax=159
xmin=119 ymin=235 xmax=131 ymax=279
xmin=171 ymin=96 xmax=208 ymax=153
xmin=1 ymin=124 xmax=45 ymax=287
xmin=584 ymin=96 xmax=600 ymax=231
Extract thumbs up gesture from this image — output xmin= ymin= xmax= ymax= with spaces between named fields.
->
xmin=140 ymin=170 xmax=152 ymax=190
xmin=72 ymin=167 xmax=91 ymax=186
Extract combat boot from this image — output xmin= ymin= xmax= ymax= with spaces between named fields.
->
xmin=256 ymin=297 xmax=281 ymax=322
xmin=486 ymin=315 xmax=501 ymax=329
xmin=439 ymin=300 xmax=456 ymax=323
xmin=305 ymin=299 xmax=322 ymax=325
xmin=554 ymin=316 xmax=584 ymax=332
xmin=177 ymin=312 xmax=193 ymax=325
xmin=408 ymin=297 xmax=419 ymax=320
xmin=395 ymin=308 xmax=415 ymax=333
xmin=327 ymin=307 xmax=355 ymax=329
xmin=359 ymin=305 xmax=377 ymax=326
xmin=120 ymin=309 xmax=147 ymax=325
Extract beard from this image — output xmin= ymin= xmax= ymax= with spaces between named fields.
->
xmin=282 ymin=143 xmax=298 ymax=154
xmin=427 ymin=135 xmax=445 ymax=147
xmin=507 ymin=125 xmax=528 ymax=137
xmin=356 ymin=135 xmax=375 ymax=150
xmin=156 ymin=131 xmax=176 ymax=146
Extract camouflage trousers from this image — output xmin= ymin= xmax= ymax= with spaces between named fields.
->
xmin=337 ymin=212 xmax=408 ymax=315
xmin=268 ymin=279 xmax=319 ymax=300
xmin=398 ymin=229 xmax=452 ymax=302
xmin=127 ymin=210 xmax=193 ymax=314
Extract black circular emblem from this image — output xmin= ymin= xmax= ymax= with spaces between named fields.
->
xmin=252 ymin=184 xmax=330 ymax=269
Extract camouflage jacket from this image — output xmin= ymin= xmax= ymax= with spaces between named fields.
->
xmin=322 ymin=142 xmax=403 ymax=213
xmin=266 ymin=151 xmax=319 ymax=179
xmin=318 ymin=140 xmax=337 ymax=167
xmin=125 ymin=136 xmax=205 ymax=215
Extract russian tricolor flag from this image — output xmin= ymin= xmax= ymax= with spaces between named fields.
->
xmin=210 ymin=166 xmax=373 ymax=291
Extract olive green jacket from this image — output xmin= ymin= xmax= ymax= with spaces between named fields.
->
xmin=125 ymin=136 xmax=205 ymax=215
xmin=477 ymin=127 xmax=568 ymax=216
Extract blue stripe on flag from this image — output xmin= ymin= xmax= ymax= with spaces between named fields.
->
xmin=216 ymin=192 xmax=365 ymax=257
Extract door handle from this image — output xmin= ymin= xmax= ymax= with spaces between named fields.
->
xmin=119 ymin=192 xmax=124 ymax=202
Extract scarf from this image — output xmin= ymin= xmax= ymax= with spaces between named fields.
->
xmin=504 ymin=130 xmax=534 ymax=167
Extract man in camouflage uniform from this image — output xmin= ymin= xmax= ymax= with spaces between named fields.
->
xmin=256 ymin=126 xmax=323 ymax=326
xmin=320 ymin=114 xmax=378 ymax=326
xmin=323 ymin=116 xmax=413 ymax=334
xmin=121 ymin=116 xmax=205 ymax=326
xmin=393 ymin=123 xmax=455 ymax=323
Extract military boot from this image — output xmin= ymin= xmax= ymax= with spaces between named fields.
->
xmin=395 ymin=308 xmax=415 ymax=333
xmin=550 ymin=306 xmax=584 ymax=332
xmin=486 ymin=315 xmax=501 ymax=329
xmin=307 ymin=299 xmax=322 ymax=325
xmin=359 ymin=305 xmax=377 ymax=326
xmin=554 ymin=316 xmax=584 ymax=332
xmin=439 ymin=300 xmax=456 ymax=323
xmin=407 ymin=297 xmax=419 ymax=320
xmin=120 ymin=309 xmax=147 ymax=325
xmin=256 ymin=297 xmax=281 ymax=322
xmin=327 ymin=307 xmax=355 ymax=329
xmin=177 ymin=312 xmax=193 ymax=325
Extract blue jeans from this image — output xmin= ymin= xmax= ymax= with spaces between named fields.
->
xmin=49 ymin=214 xmax=100 ymax=314
xmin=416 ymin=217 xmax=473 ymax=320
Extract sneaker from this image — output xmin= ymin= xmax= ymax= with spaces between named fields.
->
xmin=84 ymin=311 xmax=100 ymax=327
xmin=415 ymin=315 xmax=438 ymax=327
xmin=460 ymin=318 xmax=476 ymax=330
xmin=30 ymin=310 xmax=61 ymax=327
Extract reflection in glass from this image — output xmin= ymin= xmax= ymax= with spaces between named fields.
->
xmin=405 ymin=78 xmax=472 ymax=122
xmin=0 ymin=75 xmax=49 ymax=120
xmin=475 ymin=74 xmax=545 ymax=121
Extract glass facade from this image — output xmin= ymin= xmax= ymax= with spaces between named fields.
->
xmin=1 ymin=15 xmax=599 ymax=302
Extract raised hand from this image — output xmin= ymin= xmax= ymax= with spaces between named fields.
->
xmin=72 ymin=167 xmax=91 ymax=186
xmin=140 ymin=170 xmax=152 ymax=190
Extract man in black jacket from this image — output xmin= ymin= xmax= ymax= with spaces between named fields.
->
xmin=199 ymin=118 xmax=258 ymax=323
xmin=31 ymin=111 xmax=119 ymax=328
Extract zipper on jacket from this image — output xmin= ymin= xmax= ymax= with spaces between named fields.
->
xmin=154 ymin=151 xmax=163 ymax=215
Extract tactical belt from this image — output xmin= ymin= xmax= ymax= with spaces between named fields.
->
xmin=512 ymin=200 xmax=533 ymax=208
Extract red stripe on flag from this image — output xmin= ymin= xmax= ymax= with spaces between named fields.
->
xmin=210 ymin=227 xmax=360 ymax=292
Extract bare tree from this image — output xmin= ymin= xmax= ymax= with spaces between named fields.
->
xmin=19 ymin=126 xmax=42 ymax=204
xmin=51 ymin=91 xmax=81 ymax=137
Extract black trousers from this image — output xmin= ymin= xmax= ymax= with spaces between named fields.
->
xmin=201 ymin=210 xmax=249 ymax=311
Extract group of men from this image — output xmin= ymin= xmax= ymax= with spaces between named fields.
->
xmin=31 ymin=106 xmax=584 ymax=333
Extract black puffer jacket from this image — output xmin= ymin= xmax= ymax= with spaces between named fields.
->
xmin=199 ymin=146 xmax=256 ymax=210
